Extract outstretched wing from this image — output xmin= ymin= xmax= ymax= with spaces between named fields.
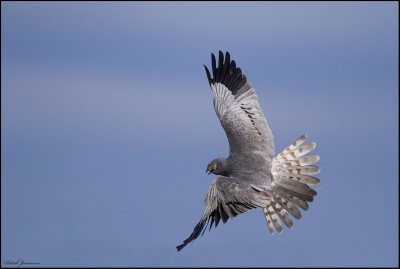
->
xmin=176 ymin=175 xmax=271 ymax=251
xmin=204 ymin=51 xmax=274 ymax=158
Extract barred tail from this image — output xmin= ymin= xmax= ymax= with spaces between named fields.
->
xmin=263 ymin=134 xmax=320 ymax=234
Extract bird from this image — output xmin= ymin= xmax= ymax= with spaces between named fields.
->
xmin=176 ymin=51 xmax=320 ymax=251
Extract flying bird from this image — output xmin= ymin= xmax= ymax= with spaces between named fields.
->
xmin=176 ymin=51 xmax=320 ymax=251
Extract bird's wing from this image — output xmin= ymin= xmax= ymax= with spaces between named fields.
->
xmin=262 ymin=134 xmax=320 ymax=234
xmin=176 ymin=175 xmax=271 ymax=251
xmin=204 ymin=51 xmax=274 ymax=157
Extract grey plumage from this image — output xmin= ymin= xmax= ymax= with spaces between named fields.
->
xmin=176 ymin=51 xmax=320 ymax=251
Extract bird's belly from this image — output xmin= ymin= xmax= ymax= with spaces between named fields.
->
xmin=228 ymin=152 xmax=272 ymax=186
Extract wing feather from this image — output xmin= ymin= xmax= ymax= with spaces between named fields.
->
xmin=204 ymin=51 xmax=274 ymax=157
xmin=176 ymin=176 xmax=270 ymax=251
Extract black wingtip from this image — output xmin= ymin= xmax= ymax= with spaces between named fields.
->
xmin=176 ymin=219 xmax=208 ymax=252
xmin=204 ymin=64 xmax=212 ymax=85
xmin=203 ymin=51 xmax=248 ymax=97
xmin=216 ymin=51 xmax=223 ymax=82
xmin=211 ymin=53 xmax=217 ymax=79
xmin=176 ymin=244 xmax=185 ymax=252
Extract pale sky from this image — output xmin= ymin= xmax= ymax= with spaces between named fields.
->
xmin=1 ymin=1 xmax=398 ymax=267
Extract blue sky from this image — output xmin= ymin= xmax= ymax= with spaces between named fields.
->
xmin=1 ymin=1 xmax=398 ymax=267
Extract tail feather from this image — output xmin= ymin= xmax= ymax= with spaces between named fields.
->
xmin=264 ymin=134 xmax=320 ymax=234
xmin=265 ymin=204 xmax=283 ymax=234
xmin=276 ymin=134 xmax=307 ymax=159
xmin=278 ymin=177 xmax=317 ymax=196
xmin=278 ymin=172 xmax=320 ymax=186
xmin=273 ymin=183 xmax=314 ymax=202
xmin=273 ymin=178 xmax=317 ymax=197
xmin=273 ymin=195 xmax=302 ymax=220
xmin=263 ymin=208 xmax=276 ymax=235
xmin=296 ymin=154 xmax=320 ymax=166
xmin=291 ymin=196 xmax=309 ymax=211
xmin=274 ymin=188 xmax=309 ymax=211
xmin=271 ymin=199 xmax=293 ymax=229
xmin=278 ymin=165 xmax=320 ymax=176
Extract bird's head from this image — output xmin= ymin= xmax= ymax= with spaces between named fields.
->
xmin=206 ymin=158 xmax=227 ymax=175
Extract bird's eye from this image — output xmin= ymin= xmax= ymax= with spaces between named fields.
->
xmin=212 ymin=164 xmax=217 ymax=168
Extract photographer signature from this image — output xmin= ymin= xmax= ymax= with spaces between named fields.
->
xmin=3 ymin=259 xmax=40 ymax=267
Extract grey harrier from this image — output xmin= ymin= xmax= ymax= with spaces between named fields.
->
xmin=176 ymin=51 xmax=320 ymax=251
